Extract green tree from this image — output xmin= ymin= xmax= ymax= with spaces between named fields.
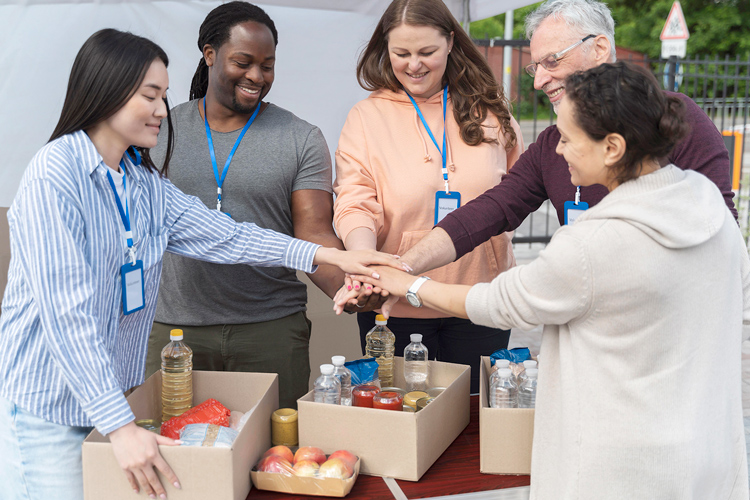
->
xmin=469 ymin=0 xmax=750 ymax=58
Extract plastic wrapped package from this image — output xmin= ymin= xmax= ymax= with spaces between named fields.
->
xmin=490 ymin=347 xmax=531 ymax=366
xmin=160 ymin=398 xmax=231 ymax=439
xmin=344 ymin=358 xmax=380 ymax=387
xmin=179 ymin=423 xmax=238 ymax=448
xmin=251 ymin=445 xmax=360 ymax=497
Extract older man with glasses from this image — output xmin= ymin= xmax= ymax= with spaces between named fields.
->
xmin=385 ymin=0 xmax=736 ymax=310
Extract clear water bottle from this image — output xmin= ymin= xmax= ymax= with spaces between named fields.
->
xmin=161 ymin=329 xmax=193 ymax=422
xmin=404 ymin=334 xmax=429 ymax=391
xmin=331 ymin=356 xmax=352 ymax=406
xmin=489 ymin=368 xmax=518 ymax=408
xmin=518 ymin=368 xmax=538 ymax=408
xmin=365 ymin=314 xmax=395 ymax=387
xmin=517 ymin=359 xmax=538 ymax=385
xmin=314 ymin=364 xmax=341 ymax=405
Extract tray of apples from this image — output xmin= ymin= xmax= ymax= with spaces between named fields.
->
xmin=251 ymin=445 xmax=360 ymax=497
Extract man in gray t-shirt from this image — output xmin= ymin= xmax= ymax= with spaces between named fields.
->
xmin=144 ymin=3 xmax=378 ymax=408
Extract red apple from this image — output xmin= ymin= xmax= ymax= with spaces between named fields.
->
xmin=293 ymin=459 xmax=320 ymax=477
xmin=318 ymin=458 xmax=353 ymax=479
xmin=293 ymin=446 xmax=326 ymax=465
xmin=257 ymin=455 xmax=293 ymax=475
xmin=262 ymin=445 xmax=294 ymax=463
xmin=327 ymin=450 xmax=357 ymax=469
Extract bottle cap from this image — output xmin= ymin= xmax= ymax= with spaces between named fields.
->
xmin=170 ymin=329 xmax=184 ymax=340
xmin=375 ymin=314 xmax=387 ymax=325
xmin=410 ymin=333 xmax=423 ymax=343
xmin=498 ymin=368 xmax=512 ymax=378
xmin=331 ymin=355 xmax=346 ymax=366
xmin=320 ymin=364 xmax=334 ymax=375
xmin=495 ymin=359 xmax=510 ymax=369
xmin=526 ymin=368 xmax=538 ymax=378
xmin=523 ymin=360 xmax=537 ymax=368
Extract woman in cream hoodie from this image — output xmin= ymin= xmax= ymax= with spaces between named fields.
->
xmin=333 ymin=0 xmax=523 ymax=392
xmin=340 ymin=62 xmax=750 ymax=499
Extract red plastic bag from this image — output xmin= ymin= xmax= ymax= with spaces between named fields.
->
xmin=160 ymin=398 xmax=231 ymax=440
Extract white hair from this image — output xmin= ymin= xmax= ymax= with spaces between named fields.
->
xmin=525 ymin=0 xmax=617 ymax=62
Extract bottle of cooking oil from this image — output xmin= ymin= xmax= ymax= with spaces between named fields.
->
xmin=161 ymin=329 xmax=193 ymax=422
xmin=365 ymin=314 xmax=395 ymax=387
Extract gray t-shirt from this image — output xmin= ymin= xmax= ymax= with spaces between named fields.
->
xmin=151 ymin=99 xmax=332 ymax=325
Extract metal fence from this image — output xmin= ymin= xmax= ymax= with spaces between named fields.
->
xmin=475 ymin=38 xmax=750 ymax=246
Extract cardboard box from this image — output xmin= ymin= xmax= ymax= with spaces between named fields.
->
xmin=83 ymin=370 xmax=278 ymax=500
xmin=298 ymin=357 xmax=470 ymax=481
xmin=479 ymin=356 xmax=534 ymax=475
xmin=251 ymin=458 xmax=361 ymax=497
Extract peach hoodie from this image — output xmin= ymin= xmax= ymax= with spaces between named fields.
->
xmin=334 ymin=88 xmax=524 ymax=319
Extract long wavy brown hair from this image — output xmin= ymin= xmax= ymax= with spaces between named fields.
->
xmin=357 ymin=0 xmax=516 ymax=150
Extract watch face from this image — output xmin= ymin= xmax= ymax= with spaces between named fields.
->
xmin=406 ymin=293 xmax=420 ymax=307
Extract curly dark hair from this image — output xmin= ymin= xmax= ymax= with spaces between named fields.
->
xmin=357 ymin=0 xmax=517 ymax=150
xmin=564 ymin=61 xmax=690 ymax=186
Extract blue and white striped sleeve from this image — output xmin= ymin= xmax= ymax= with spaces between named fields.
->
xmin=161 ymin=178 xmax=320 ymax=273
xmin=14 ymin=177 xmax=133 ymax=435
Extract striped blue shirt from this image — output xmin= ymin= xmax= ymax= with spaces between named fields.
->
xmin=0 ymin=130 xmax=320 ymax=435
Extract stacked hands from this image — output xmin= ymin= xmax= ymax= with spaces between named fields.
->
xmin=333 ymin=259 xmax=418 ymax=317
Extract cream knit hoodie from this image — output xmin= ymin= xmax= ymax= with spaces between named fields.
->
xmin=467 ymin=165 xmax=750 ymax=499
xmin=334 ymin=88 xmax=523 ymax=319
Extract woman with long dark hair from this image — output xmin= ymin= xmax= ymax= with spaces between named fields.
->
xmin=0 ymin=28 xmax=401 ymax=500
xmin=333 ymin=0 xmax=523 ymax=393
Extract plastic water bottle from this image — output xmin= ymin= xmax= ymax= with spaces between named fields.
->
xmin=489 ymin=368 xmax=518 ymax=408
xmin=404 ymin=334 xmax=429 ymax=391
xmin=517 ymin=359 xmax=538 ymax=385
xmin=161 ymin=329 xmax=193 ymax=422
xmin=518 ymin=368 xmax=538 ymax=408
xmin=314 ymin=364 xmax=341 ymax=405
xmin=331 ymin=356 xmax=352 ymax=406
xmin=365 ymin=314 xmax=395 ymax=387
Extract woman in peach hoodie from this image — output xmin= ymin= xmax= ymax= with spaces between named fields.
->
xmin=333 ymin=0 xmax=523 ymax=392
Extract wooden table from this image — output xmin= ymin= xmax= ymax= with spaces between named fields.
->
xmin=247 ymin=396 xmax=530 ymax=499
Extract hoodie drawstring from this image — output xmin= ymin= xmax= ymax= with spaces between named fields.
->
xmin=414 ymin=110 xmax=432 ymax=163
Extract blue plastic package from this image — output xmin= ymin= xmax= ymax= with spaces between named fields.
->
xmin=490 ymin=347 xmax=531 ymax=366
xmin=344 ymin=358 xmax=380 ymax=386
xmin=179 ymin=423 xmax=238 ymax=448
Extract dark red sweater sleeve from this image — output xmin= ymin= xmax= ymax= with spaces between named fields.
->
xmin=438 ymin=130 xmax=552 ymax=259
xmin=668 ymin=92 xmax=737 ymax=219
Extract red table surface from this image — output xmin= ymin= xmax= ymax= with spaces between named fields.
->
xmin=247 ymin=396 xmax=530 ymax=500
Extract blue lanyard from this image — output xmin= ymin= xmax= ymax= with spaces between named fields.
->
xmin=406 ymin=84 xmax=449 ymax=193
xmin=203 ymin=97 xmax=261 ymax=211
xmin=106 ymin=160 xmax=136 ymax=265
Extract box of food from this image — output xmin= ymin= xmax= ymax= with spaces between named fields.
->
xmin=251 ymin=448 xmax=360 ymax=497
xmin=479 ymin=356 xmax=534 ymax=474
xmin=83 ymin=370 xmax=278 ymax=500
xmin=297 ymin=357 xmax=470 ymax=481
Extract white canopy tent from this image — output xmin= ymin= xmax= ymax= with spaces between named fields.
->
xmin=0 ymin=0 xmax=535 ymax=207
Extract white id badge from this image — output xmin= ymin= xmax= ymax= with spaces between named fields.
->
xmin=564 ymin=200 xmax=589 ymax=225
xmin=121 ymin=260 xmax=145 ymax=315
xmin=434 ymin=191 xmax=461 ymax=225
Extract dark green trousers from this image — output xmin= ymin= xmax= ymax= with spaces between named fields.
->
xmin=146 ymin=312 xmax=311 ymax=409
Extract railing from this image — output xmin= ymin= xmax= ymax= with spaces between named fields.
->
xmin=474 ymin=38 xmax=750 ymax=245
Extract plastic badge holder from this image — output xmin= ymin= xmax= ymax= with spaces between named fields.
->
xmin=490 ymin=347 xmax=531 ymax=366
xmin=344 ymin=358 xmax=380 ymax=386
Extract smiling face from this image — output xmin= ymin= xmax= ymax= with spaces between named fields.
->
xmin=205 ymin=20 xmax=275 ymax=115
xmin=104 ymin=58 xmax=169 ymax=152
xmin=529 ymin=17 xmax=602 ymax=112
xmin=555 ymin=97 xmax=613 ymax=189
xmin=387 ymin=23 xmax=453 ymax=99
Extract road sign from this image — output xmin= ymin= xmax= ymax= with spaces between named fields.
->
xmin=661 ymin=39 xmax=687 ymax=58
xmin=660 ymin=1 xmax=689 ymax=40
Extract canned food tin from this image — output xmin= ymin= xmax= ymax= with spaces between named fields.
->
xmin=404 ymin=391 xmax=429 ymax=409
xmin=135 ymin=418 xmax=161 ymax=433
xmin=415 ymin=397 xmax=435 ymax=411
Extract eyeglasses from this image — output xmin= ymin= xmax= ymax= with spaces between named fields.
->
xmin=525 ymin=34 xmax=596 ymax=77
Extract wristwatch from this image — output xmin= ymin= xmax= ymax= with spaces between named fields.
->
xmin=405 ymin=276 xmax=431 ymax=308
